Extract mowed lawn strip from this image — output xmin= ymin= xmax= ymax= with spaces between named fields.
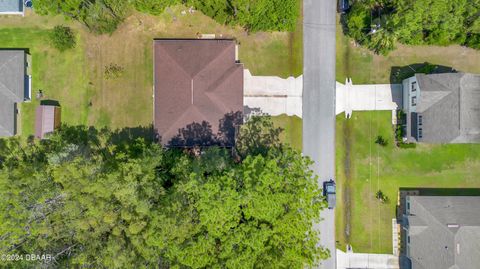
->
xmin=271 ymin=115 xmax=302 ymax=151
xmin=336 ymin=111 xmax=480 ymax=254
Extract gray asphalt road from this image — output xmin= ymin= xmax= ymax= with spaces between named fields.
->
xmin=302 ymin=0 xmax=337 ymax=268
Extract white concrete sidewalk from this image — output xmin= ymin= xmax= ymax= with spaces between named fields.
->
xmin=243 ymin=69 xmax=302 ymax=117
xmin=337 ymin=249 xmax=400 ymax=269
xmin=337 ymin=78 xmax=403 ymax=118
xmin=243 ymin=70 xmax=403 ymax=119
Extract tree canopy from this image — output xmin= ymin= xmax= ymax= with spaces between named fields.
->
xmin=188 ymin=0 xmax=299 ymax=32
xmin=0 ymin=118 xmax=328 ymax=268
xmin=34 ymin=0 xmax=130 ymax=34
xmin=49 ymin=25 xmax=76 ymax=51
xmin=33 ymin=0 xmax=300 ymax=34
xmin=345 ymin=0 xmax=480 ymax=54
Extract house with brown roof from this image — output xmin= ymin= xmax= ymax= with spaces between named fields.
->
xmin=35 ymin=104 xmax=61 ymax=139
xmin=153 ymin=39 xmax=244 ymax=147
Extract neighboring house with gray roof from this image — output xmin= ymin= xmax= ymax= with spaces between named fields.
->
xmin=0 ymin=0 xmax=24 ymax=15
xmin=402 ymin=196 xmax=480 ymax=269
xmin=0 ymin=50 xmax=31 ymax=137
xmin=402 ymin=73 xmax=480 ymax=143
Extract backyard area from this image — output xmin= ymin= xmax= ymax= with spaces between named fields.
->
xmin=0 ymin=4 xmax=302 ymax=138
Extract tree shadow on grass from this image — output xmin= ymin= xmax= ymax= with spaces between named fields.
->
xmin=46 ymin=124 xmax=157 ymax=151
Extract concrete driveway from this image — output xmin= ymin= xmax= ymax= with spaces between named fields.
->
xmin=337 ymin=249 xmax=400 ymax=269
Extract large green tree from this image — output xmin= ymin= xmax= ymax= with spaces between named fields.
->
xmin=0 ymin=118 xmax=328 ymax=268
xmin=34 ymin=0 xmax=129 ymax=34
xmin=345 ymin=0 xmax=480 ymax=54
xmin=189 ymin=0 xmax=299 ymax=32
xmin=34 ymin=0 xmax=300 ymax=34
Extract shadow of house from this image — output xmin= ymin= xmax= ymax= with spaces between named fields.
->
xmin=166 ymin=111 xmax=243 ymax=148
xmin=40 ymin=99 xmax=61 ymax=107
xmin=397 ymin=187 xmax=480 ymax=222
xmin=390 ymin=63 xmax=456 ymax=84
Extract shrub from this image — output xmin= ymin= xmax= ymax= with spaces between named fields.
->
xmin=104 ymin=64 xmax=125 ymax=79
xmin=132 ymin=0 xmax=180 ymax=15
xmin=375 ymin=190 xmax=389 ymax=204
xmin=189 ymin=0 xmax=300 ymax=32
xmin=398 ymin=142 xmax=416 ymax=149
xmin=35 ymin=0 xmax=128 ymax=35
xmin=49 ymin=26 xmax=76 ymax=51
xmin=375 ymin=135 xmax=388 ymax=146
xmin=395 ymin=125 xmax=405 ymax=142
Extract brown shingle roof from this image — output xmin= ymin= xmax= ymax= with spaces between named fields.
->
xmin=154 ymin=39 xmax=244 ymax=146
xmin=35 ymin=105 xmax=61 ymax=139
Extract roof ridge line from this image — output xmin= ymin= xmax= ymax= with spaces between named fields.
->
xmin=203 ymin=65 xmax=242 ymax=113
xmin=161 ymin=105 xmax=208 ymax=140
xmin=0 ymin=76 xmax=21 ymax=102
xmin=191 ymin=42 xmax=233 ymax=79
xmin=0 ymin=121 xmax=12 ymax=136
xmin=156 ymin=44 xmax=192 ymax=79
xmin=0 ymin=53 xmax=23 ymax=101
xmin=413 ymin=198 xmax=455 ymax=236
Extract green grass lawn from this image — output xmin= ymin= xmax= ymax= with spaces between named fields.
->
xmin=336 ymin=18 xmax=373 ymax=84
xmin=271 ymin=115 xmax=302 ymax=151
xmin=335 ymin=111 xmax=480 ymax=253
xmin=0 ymin=27 xmax=92 ymax=136
xmin=239 ymin=0 xmax=303 ymax=78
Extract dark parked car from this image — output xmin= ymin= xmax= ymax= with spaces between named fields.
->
xmin=338 ymin=0 xmax=349 ymax=14
xmin=323 ymin=180 xmax=336 ymax=209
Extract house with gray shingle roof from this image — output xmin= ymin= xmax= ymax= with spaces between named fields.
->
xmin=0 ymin=0 xmax=24 ymax=15
xmin=403 ymin=196 xmax=480 ymax=269
xmin=402 ymin=73 xmax=480 ymax=143
xmin=0 ymin=50 xmax=30 ymax=137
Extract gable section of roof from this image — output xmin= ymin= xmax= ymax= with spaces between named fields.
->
xmin=0 ymin=0 xmax=23 ymax=13
xmin=202 ymin=64 xmax=244 ymax=112
xmin=160 ymin=105 xmax=209 ymax=144
xmin=455 ymin=227 xmax=480 ymax=269
xmin=0 ymin=95 xmax=15 ymax=137
xmin=0 ymin=50 xmax=25 ymax=102
xmin=407 ymin=196 xmax=480 ymax=269
xmin=459 ymin=74 xmax=480 ymax=139
xmin=156 ymin=40 xmax=232 ymax=78
xmin=417 ymin=90 xmax=451 ymax=113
